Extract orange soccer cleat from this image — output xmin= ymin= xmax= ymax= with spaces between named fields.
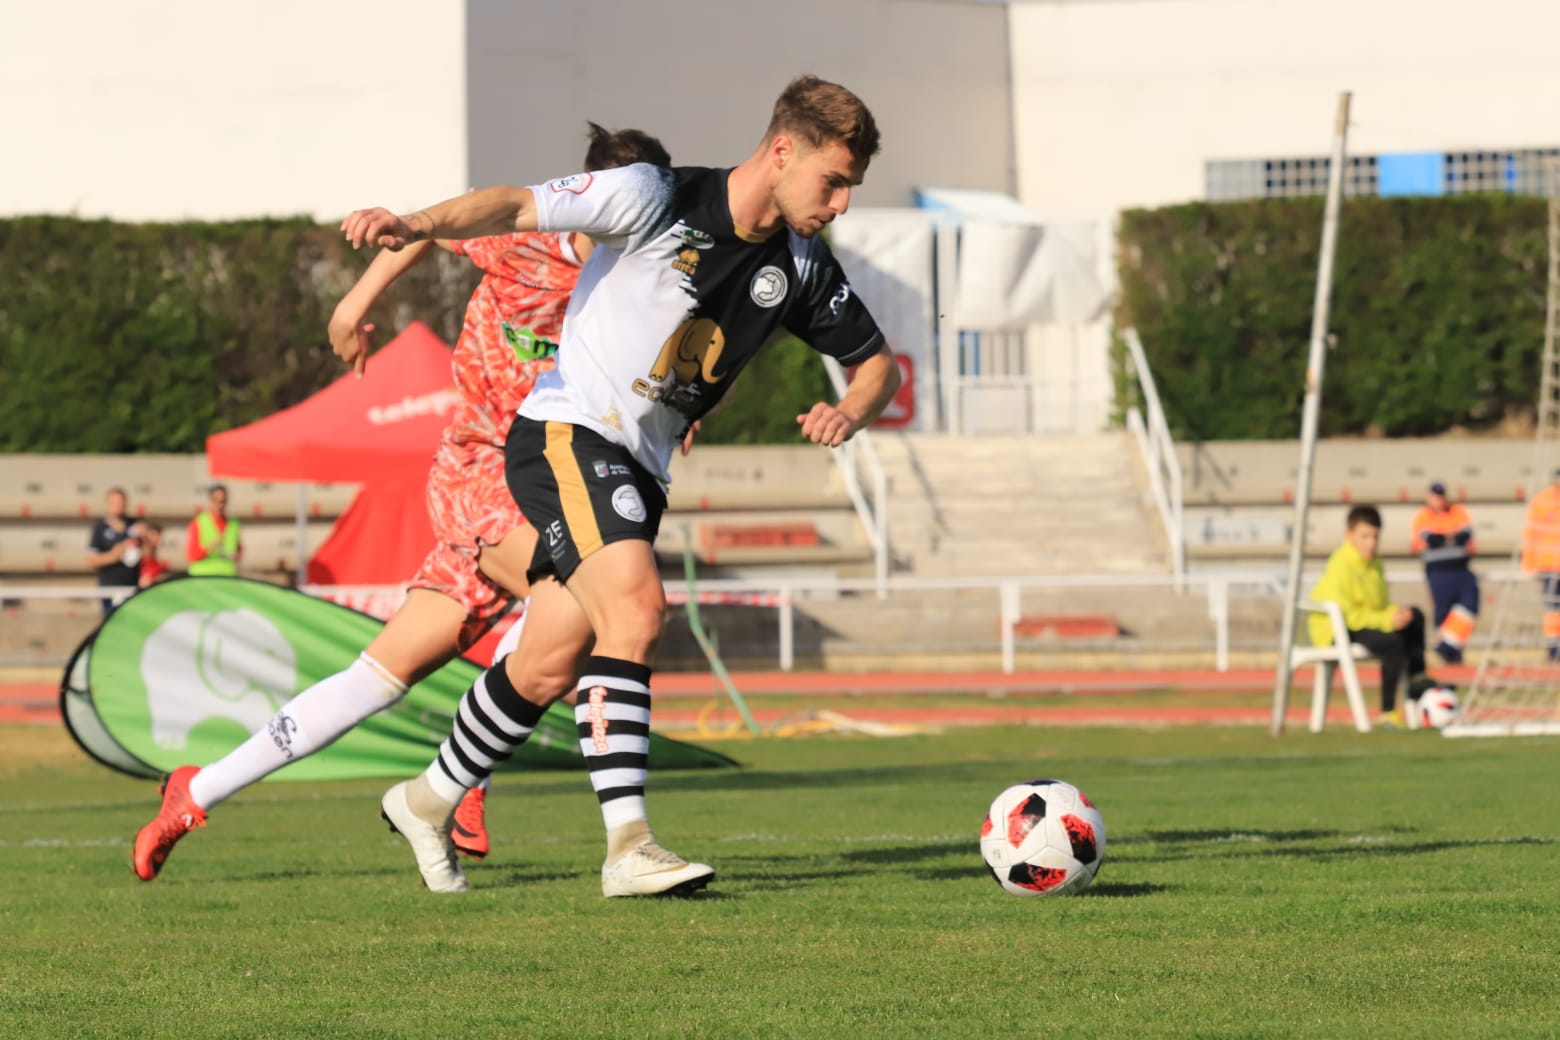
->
xmin=132 ymin=765 xmax=207 ymax=881
xmin=451 ymin=785 xmax=490 ymax=859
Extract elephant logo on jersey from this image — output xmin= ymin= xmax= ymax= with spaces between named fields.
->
xmin=750 ymin=266 xmax=788 ymax=308
xmin=650 ymin=318 xmax=728 ymax=386
xmin=633 ymin=317 xmax=728 ymax=417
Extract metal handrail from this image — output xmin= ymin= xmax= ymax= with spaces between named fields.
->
xmin=1123 ymin=328 xmax=1186 ymax=584
xmin=821 ymin=357 xmax=890 ymax=598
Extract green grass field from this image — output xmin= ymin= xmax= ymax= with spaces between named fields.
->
xmin=2 ymin=721 xmax=1557 ymax=1039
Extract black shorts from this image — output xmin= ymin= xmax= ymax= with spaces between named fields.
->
xmin=504 ymin=416 xmax=667 ymax=584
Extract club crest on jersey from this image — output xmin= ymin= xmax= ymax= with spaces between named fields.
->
xmin=548 ymin=173 xmax=593 ymax=194
xmin=751 ymin=266 xmax=788 ymax=308
xmin=611 ymin=485 xmax=647 ymax=523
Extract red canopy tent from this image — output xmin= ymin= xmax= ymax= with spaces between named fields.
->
xmin=205 ymin=322 xmax=454 ymax=583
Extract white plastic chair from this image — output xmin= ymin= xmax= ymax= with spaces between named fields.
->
xmin=1289 ymin=600 xmax=1374 ymax=733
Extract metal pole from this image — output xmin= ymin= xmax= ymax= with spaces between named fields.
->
xmin=1271 ymin=92 xmax=1352 ymax=736
xmin=295 ymin=483 xmax=309 ymax=584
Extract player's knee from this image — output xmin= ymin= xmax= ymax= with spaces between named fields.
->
xmin=617 ymin=595 xmax=667 ymax=647
xmin=507 ymin=642 xmax=587 ymax=706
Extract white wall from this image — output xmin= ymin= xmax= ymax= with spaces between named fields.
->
xmin=2 ymin=0 xmax=1014 ymax=221
xmin=464 ymin=0 xmax=1014 ymax=208
xmin=4 ymin=1 xmax=467 ymax=220
xmin=1008 ymin=0 xmax=1560 ymax=217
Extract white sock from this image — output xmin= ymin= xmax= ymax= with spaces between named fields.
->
xmin=420 ymin=760 xmax=468 ymax=806
xmin=490 ymin=599 xmax=529 ymax=665
xmin=188 ymin=653 xmax=408 ymax=809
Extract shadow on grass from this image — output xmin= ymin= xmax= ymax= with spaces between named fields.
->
xmin=649 ymin=760 xmax=1036 ymax=794
xmin=1137 ymin=828 xmax=1364 ymax=844
xmin=1128 ymin=831 xmax=1556 ymax=865
xmin=1081 ymin=880 xmax=1173 ymax=898
xmin=842 ymin=842 xmax=967 ymax=865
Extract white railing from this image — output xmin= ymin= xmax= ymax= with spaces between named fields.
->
xmin=821 ymin=357 xmax=890 ymax=598
xmin=1122 ymin=328 xmax=1186 ymax=585
xmin=6 ymin=566 xmax=1531 ymax=677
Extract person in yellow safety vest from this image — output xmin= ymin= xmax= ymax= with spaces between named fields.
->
xmin=186 ymin=484 xmax=242 ymax=576
xmin=1521 ymin=467 xmax=1560 ymax=662
xmin=1409 ymin=481 xmax=1479 ymax=665
xmin=1309 ymin=505 xmax=1439 ymax=726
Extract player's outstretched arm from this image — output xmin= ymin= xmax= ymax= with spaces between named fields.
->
xmin=341 ymin=186 xmax=539 ymax=250
xmin=329 ymin=239 xmax=437 ymax=377
xmin=796 ymin=347 xmax=901 ymax=448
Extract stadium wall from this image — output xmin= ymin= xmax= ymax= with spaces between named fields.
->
xmin=4 ymin=1 xmax=468 ymax=222
xmin=1007 ymin=0 xmax=1560 ymax=217
xmin=5 ymin=0 xmax=1014 ymax=222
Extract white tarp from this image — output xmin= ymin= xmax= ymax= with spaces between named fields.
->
xmin=830 ymin=209 xmax=938 ymax=431
xmin=829 ymin=194 xmax=1115 ymax=434
xmin=954 ymin=219 xmax=1111 ymax=329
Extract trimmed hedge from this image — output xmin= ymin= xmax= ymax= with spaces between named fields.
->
xmin=0 ymin=217 xmax=832 ymax=452
xmin=1115 ymin=195 xmax=1550 ymax=440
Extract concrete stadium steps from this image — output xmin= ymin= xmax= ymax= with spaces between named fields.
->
xmin=1177 ymin=438 xmax=1534 ymax=565
xmin=5 ymin=454 xmax=359 ymax=521
xmin=0 ymin=519 xmax=338 ymax=577
xmin=868 ymin=431 xmax=1169 ymax=577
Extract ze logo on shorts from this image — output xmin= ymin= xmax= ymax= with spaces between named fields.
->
xmin=611 ymin=485 xmax=647 ymax=523
xmin=545 ymin=520 xmax=565 ymax=549
xmin=548 ymin=173 xmax=594 ymax=194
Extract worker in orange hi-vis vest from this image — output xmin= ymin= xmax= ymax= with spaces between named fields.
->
xmin=1409 ymin=481 xmax=1480 ymax=665
xmin=1521 ymin=467 xmax=1560 ymax=662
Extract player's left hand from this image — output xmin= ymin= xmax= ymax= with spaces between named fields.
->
xmin=340 ymin=207 xmax=416 ymax=250
xmin=329 ymin=318 xmax=376 ymax=378
xmin=796 ymin=402 xmax=860 ymax=448
xmin=680 ymin=421 xmax=701 ymax=457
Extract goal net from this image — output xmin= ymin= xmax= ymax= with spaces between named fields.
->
xmin=1445 ymin=172 xmax=1560 ymax=737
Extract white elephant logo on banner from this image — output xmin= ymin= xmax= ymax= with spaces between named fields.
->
xmin=139 ymin=610 xmax=297 ymax=748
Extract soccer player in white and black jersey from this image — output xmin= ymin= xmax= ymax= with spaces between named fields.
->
xmin=342 ymin=75 xmax=901 ymax=897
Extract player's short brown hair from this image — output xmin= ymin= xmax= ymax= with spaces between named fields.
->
xmin=1346 ymin=505 xmax=1382 ymax=530
xmin=765 ymin=75 xmax=881 ymax=165
xmin=583 ymin=123 xmax=671 ymax=172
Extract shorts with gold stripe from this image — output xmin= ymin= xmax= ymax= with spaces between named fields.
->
xmin=504 ymin=417 xmax=667 ymax=584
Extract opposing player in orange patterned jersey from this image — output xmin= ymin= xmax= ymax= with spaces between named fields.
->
xmin=132 ymin=124 xmax=672 ymax=886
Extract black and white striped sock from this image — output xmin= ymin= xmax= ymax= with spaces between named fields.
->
xmin=422 ymin=662 xmax=547 ymax=804
xmin=575 ymin=656 xmax=652 ymax=832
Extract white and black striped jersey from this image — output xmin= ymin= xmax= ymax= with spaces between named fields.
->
xmin=519 ymin=162 xmax=886 ymax=483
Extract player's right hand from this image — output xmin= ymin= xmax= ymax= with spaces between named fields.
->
xmin=341 ymin=207 xmax=416 ymax=250
xmin=329 ymin=318 xmax=376 ymax=378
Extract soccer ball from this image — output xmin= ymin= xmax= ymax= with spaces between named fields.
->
xmin=980 ymin=779 xmax=1106 ymax=897
xmin=1416 ymin=687 xmax=1460 ymax=729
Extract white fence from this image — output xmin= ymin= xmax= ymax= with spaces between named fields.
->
xmin=8 ymin=566 xmax=1529 ymax=675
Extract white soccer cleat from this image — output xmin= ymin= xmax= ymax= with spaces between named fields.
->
xmin=379 ymin=781 xmax=467 ymax=893
xmin=601 ymin=840 xmax=715 ymax=898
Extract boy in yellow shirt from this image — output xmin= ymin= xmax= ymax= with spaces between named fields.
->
xmin=1309 ymin=505 xmax=1437 ymax=726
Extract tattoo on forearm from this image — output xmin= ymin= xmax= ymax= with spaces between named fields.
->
xmin=408 ymin=210 xmax=434 ymax=242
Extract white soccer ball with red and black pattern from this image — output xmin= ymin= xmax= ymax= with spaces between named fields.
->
xmin=980 ymin=779 xmax=1105 ymax=897
xmin=1416 ymin=687 xmax=1461 ymax=729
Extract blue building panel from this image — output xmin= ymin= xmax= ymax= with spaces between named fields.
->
xmin=1377 ymin=152 xmax=1446 ymax=196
